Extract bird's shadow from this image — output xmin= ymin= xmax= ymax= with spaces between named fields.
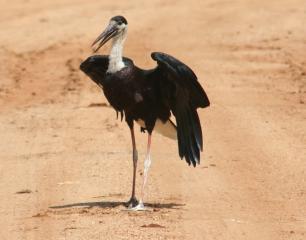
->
xmin=49 ymin=200 xmax=184 ymax=210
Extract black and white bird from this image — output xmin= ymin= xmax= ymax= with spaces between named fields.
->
xmin=80 ymin=16 xmax=210 ymax=210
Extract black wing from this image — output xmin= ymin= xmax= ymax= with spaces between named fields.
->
xmin=80 ymin=55 xmax=109 ymax=88
xmin=151 ymin=52 xmax=210 ymax=166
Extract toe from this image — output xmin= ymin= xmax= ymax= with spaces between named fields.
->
xmin=126 ymin=197 xmax=139 ymax=208
xmin=128 ymin=201 xmax=145 ymax=211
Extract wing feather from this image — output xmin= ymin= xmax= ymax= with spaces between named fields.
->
xmin=151 ymin=52 xmax=210 ymax=166
xmin=80 ymin=55 xmax=109 ymax=88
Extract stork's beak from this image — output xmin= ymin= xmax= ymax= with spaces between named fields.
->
xmin=91 ymin=21 xmax=118 ymax=53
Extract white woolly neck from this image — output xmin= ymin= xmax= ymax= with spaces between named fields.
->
xmin=107 ymin=28 xmax=127 ymax=73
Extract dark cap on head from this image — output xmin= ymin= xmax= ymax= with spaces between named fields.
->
xmin=111 ymin=15 xmax=128 ymax=25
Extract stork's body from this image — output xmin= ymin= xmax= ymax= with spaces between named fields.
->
xmin=80 ymin=16 xmax=210 ymax=210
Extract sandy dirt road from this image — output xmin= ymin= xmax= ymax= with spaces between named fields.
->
xmin=0 ymin=0 xmax=306 ymax=239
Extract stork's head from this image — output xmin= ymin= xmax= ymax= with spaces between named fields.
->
xmin=92 ymin=16 xmax=128 ymax=52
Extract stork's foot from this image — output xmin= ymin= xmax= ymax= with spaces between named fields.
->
xmin=126 ymin=197 xmax=139 ymax=208
xmin=128 ymin=201 xmax=146 ymax=211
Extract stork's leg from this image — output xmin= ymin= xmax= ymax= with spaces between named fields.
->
xmin=127 ymin=127 xmax=139 ymax=208
xmin=130 ymin=133 xmax=152 ymax=211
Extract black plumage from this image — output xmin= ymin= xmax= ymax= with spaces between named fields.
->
xmin=80 ymin=52 xmax=210 ymax=166
xmin=80 ymin=15 xmax=209 ymax=210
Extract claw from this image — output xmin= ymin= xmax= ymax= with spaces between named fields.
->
xmin=128 ymin=201 xmax=146 ymax=211
xmin=126 ymin=197 xmax=139 ymax=208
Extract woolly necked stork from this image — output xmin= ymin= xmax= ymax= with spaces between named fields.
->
xmin=80 ymin=16 xmax=210 ymax=211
